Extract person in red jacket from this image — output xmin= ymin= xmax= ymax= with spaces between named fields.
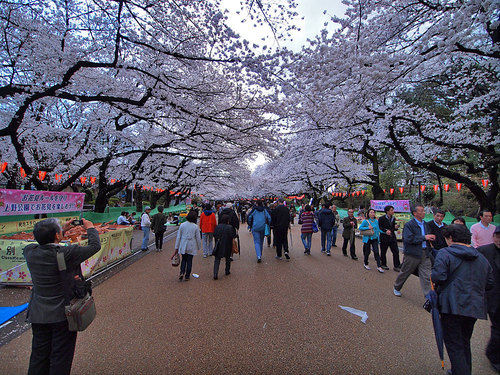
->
xmin=199 ymin=204 xmax=217 ymax=257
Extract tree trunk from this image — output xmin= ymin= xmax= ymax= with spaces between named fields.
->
xmin=135 ymin=187 xmax=143 ymax=212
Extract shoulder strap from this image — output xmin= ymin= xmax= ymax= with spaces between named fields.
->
xmin=438 ymin=258 xmax=464 ymax=292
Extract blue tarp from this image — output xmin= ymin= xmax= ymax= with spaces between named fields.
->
xmin=0 ymin=303 xmax=29 ymax=326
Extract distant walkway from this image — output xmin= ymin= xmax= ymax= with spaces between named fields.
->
xmin=0 ymin=225 xmax=495 ymax=374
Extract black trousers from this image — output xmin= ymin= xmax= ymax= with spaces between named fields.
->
xmin=363 ymin=239 xmax=381 ymax=267
xmin=274 ymin=228 xmax=289 ymax=257
xmin=28 ymin=320 xmax=77 ymax=375
xmin=441 ymin=313 xmax=476 ymax=375
xmin=380 ymin=238 xmax=401 ymax=268
xmin=214 ymin=256 xmax=231 ymax=277
xmin=487 ymin=312 xmax=500 ymax=368
xmin=180 ymin=254 xmax=193 ymax=277
xmin=342 ymin=237 xmax=356 ymax=258
xmin=155 ymin=231 xmax=165 ymax=250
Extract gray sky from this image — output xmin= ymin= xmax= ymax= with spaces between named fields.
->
xmin=220 ymin=0 xmax=347 ymax=52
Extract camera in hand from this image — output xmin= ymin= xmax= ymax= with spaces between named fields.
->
xmin=71 ymin=219 xmax=84 ymax=226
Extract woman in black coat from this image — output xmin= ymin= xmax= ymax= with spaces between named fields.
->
xmin=431 ymin=224 xmax=494 ymax=375
xmin=213 ymin=214 xmax=237 ymax=280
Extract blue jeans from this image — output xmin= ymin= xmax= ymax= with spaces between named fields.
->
xmin=202 ymin=232 xmax=214 ymax=256
xmin=141 ymin=226 xmax=150 ymax=250
xmin=320 ymin=229 xmax=333 ymax=253
xmin=252 ymin=230 xmax=265 ymax=258
xmin=301 ymin=232 xmax=312 ymax=251
xmin=331 ymin=226 xmax=338 ymax=245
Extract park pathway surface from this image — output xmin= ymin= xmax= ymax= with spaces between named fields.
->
xmin=0 ymin=225 xmax=496 ymax=375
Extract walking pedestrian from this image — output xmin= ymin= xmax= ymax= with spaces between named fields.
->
xmin=341 ymin=209 xmax=358 ymax=260
xmin=478 ymin=226 xmax=500 ymax=372
xmin=470 ymin=210 xmax=496 ymax=248
xmin=23 ymin=218 xmax=101 ymax=375
xmin=140 ymin=206 xmax=152 ymax=251
xmin=330 ymin=204 xmax=340 ymax=247
xmin=213 ymin=214 xmax=237 ymax=279
xmin=317 ymin=202 xmax=336 ymax=256
xmin=173 ymin=211 xmax=201 ymax=280
xmin=271 ymin=199 xmax=291 ymax=260
xmin=299 ymin=205 xmax=315 ymax=255
xmin=359 ymin=209 xmax=384 ymax=272
xmin=427 ymin=209 xmax=447 ymax=257
xmin=199 ymin=204 xmax=217 ymax=257
xmin=431 ymin=224 xmax=494 ymax=375
xmin=393 ymin=204 xmax=436 ymax=297
xmin=247 ymin=200 xmax=271 ymax=263
xmin=378 ymin=205 xmax=401 ymax=271
xmin=151 ymin=206 xmax=167 ymax=252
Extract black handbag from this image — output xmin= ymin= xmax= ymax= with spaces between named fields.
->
xmin=57 ymin=247 xmax=96 ymax=331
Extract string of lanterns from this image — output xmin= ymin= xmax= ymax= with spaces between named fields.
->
xmin=0 ymin=162 xmax=493 ymax=197
xmin=331 ymin=182 xmax=478 ymax=197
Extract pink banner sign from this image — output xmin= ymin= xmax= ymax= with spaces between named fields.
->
xmin=0 ymin=189 xmax=85 ymax=216
xmin=370 ymin=200 xmax=411 ymax=213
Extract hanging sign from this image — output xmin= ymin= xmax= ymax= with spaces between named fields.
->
xmin=0 ymin=189 xmax=85 ymax=216
xmin=370 ymin=200 xmax=411 ymax=213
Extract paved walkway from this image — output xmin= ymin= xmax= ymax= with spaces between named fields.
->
xmin=0 ymin=225 xmax=496 ymax=374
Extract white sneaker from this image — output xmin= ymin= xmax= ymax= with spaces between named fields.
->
xmin=377 ymin=267 xmax=385 ymax=273
xmin=364 ymin=264 xmax=371 ymax=270
xmin=393 ymin=288 xmax=402 ymax=297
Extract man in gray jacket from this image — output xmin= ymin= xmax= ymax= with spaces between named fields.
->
xmin=24 ymin=218 xmax=101 ymax=375
xmin=393 ymin=204 xmax=435 ymax=297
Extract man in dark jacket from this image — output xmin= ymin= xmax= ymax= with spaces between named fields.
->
xmin=341 ymin=209 xmax=358 ymax=260
xmin=432 ymin=224 xmax=494 ymax=375
xmin=219 ymin=203 xmax=240 ymax=231
xmin=271 ymin=199 xmax=291 ymax=259
xmin=393 ymin=204 xmax=435 ymax=297
xmin=23 ymin=218 xmax=101 ymax=375
xmin=378 ymin=205 xmax=401 ymax=271
xmin=151 ymin=205 xmax=167 ymax=252
xmin=478 ymin=226 xmax=500 ymax=372
xmin=427 ymin=209 xmax=447 ymax=256
xmin=318 ymin=202 xmax=336 ymax=256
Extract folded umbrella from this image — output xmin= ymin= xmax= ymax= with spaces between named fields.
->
xmin=426 ymin=281 xmax=444 ymax=370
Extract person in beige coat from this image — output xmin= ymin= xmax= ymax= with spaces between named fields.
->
xmin=173 ymin=211 xmax=201 ymax=280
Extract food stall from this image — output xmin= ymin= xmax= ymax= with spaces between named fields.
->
xmin=0 ymin=189 xmax=133 ymax=285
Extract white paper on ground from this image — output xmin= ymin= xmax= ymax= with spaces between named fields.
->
xmin=338 ymin=305 xmax=368 ymax=324
xmin=192 ymin=273 xmax=199 ymax=278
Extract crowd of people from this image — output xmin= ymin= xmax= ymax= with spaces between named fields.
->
xmin=21 ymin=200 xmax=499 ymax=375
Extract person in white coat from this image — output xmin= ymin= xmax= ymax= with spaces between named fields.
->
xmin=173 ymin=211 xmax=201 ymax=280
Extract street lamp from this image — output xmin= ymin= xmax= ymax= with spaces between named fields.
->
xmin=415 ymin=174 xmax=424 ymax=203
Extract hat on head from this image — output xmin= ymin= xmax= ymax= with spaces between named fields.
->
xmin=494 ymin=226 xmax=500 ymax=234
xmin=225 ymin=203 xmax=233 ymax=209
xmin=144 ymin=206 xmax=151 ymax=210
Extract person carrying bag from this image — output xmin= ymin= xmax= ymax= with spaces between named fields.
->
xmin=23 ymin=218 xmax=101 ymax=375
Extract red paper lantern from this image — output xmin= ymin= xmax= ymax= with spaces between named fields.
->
xmin=38 ymin=171 xmax=47 ymax=181
xmin=433 ymin=185 xmax=438 ymax=192
xmin=110 ymin=179 xmax=116 ymax=184
xmin=90 ymin=177 xmax=96 ymax=184
xmin=80 ymin=177 xmax=87 ymax=185
xmin=0 ymin=162 xmax=7 ymax=173
xmin=456 ymin=183 xmax=462 ymax=191
xmin=443 ymin=184 xmax=450 ymax=192
xmin=20 ymin=168 xmax=26 ymax=178
xmin=420 ymin=185 xmax=426 ymax=192
xmin=399 ymin=187 xmax=404 ymax=194
xmin=383 ymin=189 xmax=386 ymax=193
xmin=361 ymin=190 xmax=365 ymax=195
xmin=389 ymin=188 xmax=394 ymax=195
xmin=482 ymin=179 xmax=489 ymax=187
xmin=356 ymin=191 xmax=360 ymax=196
